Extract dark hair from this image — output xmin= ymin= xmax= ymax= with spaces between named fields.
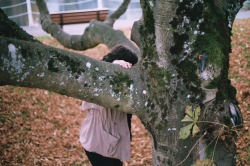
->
xmin=102 ymin=45 xmax=138 ymax=65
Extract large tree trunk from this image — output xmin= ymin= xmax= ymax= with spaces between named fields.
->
xmin=0 ymin=0 xmax=245 ymax=165
xmin=131 ymin=1 xmax=244 ymax=165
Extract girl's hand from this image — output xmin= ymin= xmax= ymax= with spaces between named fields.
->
xmin=112 ymin=60 xmax=132 ymax=68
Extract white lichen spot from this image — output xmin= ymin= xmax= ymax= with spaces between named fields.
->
xmin=145 ymin=102 xmax=148 ymax=107
xmin=184 ymin=43 xmax=188 ymax=49
xmin=98 ymin=76 xmax=105 ymax=81
xmin=199 ymin=18 xmax=204 ymax=23
xmin=187 ymin=95 xmax=191 ymax=98
xmin=37 ymin=72 xmax=45 ymax=77
xmin=95 ymin=67 xmax=99 ymax=71
xmin=183 ymin=16 xmax=190 ymax=24
xmin=86 ymin=62 xmax=91 ymax=68
xmin=8 ymin=44 xmax=24 ymax=74
xmin=129 ymin=84 xmax=134 ymax=92
xmin=199 ymin=71 xmax=213 ymax=80
xmin=77 ymin=75 xmax=84 ymax=82
xmin=60 ymin=82 xmax=65 ymax=86
xmin=143 ymin=90 xmax=147 ymax=95
xmin=8 ymin=44 xmax=17 ymax=59
xmin=228 ymin=16 xmax=233 ymax=28
xmin=149 ymin=1 xmax=154 ymax=7
xmin=167 ymin=128 xmax=177 ymax=131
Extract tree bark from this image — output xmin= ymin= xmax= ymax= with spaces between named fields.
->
xmin=0 ymin=0 xmax=245 ymax=165
xmin=131 ymin=0 xmax=244 ymax=165
xmin=0 ymin=35 xmax=146 ymax=113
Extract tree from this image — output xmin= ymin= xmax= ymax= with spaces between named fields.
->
xmin=0 ymin=0 xmax=245 ymax=165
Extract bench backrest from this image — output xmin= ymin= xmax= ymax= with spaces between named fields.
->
xmin=50 ymin=9 xmax=109 ymax=26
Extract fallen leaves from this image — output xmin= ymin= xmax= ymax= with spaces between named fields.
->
xmin=231 ymin=19 xmax=250 ymax=166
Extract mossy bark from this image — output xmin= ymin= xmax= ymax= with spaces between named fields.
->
xmin=132 ymin=0 xmax=243 ymax=165
xmin=0 ymin=0 xmax=245 ymax=165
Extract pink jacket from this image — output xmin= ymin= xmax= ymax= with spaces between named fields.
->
xmin=79 ymin=101 xmax=131 ymax=161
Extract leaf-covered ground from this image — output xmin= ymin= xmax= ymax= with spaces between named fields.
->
xmin=0 ymin=19 xmax=249 ymax=165
xmin=230 ymin=19 xmax=250 ymax=166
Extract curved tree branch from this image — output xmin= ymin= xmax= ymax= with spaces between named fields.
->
xmin=104 ymin=0 xmax=131 ymax=27
xmin=36 ymin=0 xmax=139 ymax=54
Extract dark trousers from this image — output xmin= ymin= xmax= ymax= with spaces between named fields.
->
xmin=85 ymin=149 xmax=123 ymax=166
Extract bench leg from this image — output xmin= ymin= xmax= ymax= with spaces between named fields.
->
xmin=60 ymin=14 xmax=63 ymax=29
xmin=97 ymin=11 xmax=100 ymax=20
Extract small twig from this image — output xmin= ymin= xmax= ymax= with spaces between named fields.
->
xmin=197 ymin=121 xmax=228 ymax=128
xmin=198 ymin=132 xmax=220 ymax=156
xmin=211 ymin=131 xmax=220 ymax=163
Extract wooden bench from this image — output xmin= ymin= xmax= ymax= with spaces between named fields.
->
xmin=50 ymin=9 xmax=109 ymax=28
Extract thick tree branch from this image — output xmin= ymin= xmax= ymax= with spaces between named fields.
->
xmin=0 ymin=36 xmax=146 ymax=113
